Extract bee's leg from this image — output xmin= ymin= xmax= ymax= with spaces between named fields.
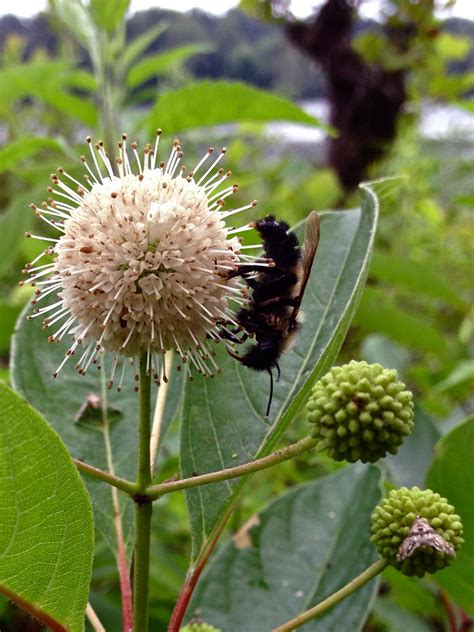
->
xmin=265 ymin=368 xmax=274 ymax=418
xmin=227 ymin=347 xmax=245 ymax=362
xmin=274 ymin=362 xmax=281 ymax=382
xmin=216 ymin=328 xmax=243 ymax=344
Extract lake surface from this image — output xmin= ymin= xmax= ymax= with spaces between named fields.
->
xmin=262 ymin=99 xmax=474 ymax=161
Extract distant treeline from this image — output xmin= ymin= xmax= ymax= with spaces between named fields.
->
xmin=0 ymin=8 xmax=473 ymax=99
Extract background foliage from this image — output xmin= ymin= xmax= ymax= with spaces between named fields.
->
xmin=0 ymin=0 xmax=472 ymax=630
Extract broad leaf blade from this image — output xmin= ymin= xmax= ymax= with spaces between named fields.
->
xmin=127 ymin=44 xmax=212 ymax=88
xmin=181 ymin=182 xmax=379 ymax=557
xmin=354 ymin=286 xmax=448 ymax=357
xmin=147 ymin=80 xmax=324 ymax=133
xmin=0 ymin=137 xmax=65 ymax=173
xmin=426 ymin=416 xmax=474 ymax=615
xmin=11 ymin=301 xmax=184 ymax=556
xmin=385 ymin=405 xmax=440 ymax=488
xmin=90 ymin=0 xmax=130 ymax=34
xmin=123 ymin=23 xmax=168 ymax=70
xmin=0 ymin=382 xmax=94 ymax=632
xmin=187 ymin=465 xmax=382 ymax=630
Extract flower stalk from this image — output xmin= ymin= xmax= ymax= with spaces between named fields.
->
xmin=273 ymin=558 xmax=390 ymax=631
xmin=147 ymin=435 xmax=320 ymax=499
xmin=133 ymin=355 xmax=154 ymax=632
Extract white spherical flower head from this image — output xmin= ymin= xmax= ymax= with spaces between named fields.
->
xmin=23 ymin=132 xmax=260 ymax=386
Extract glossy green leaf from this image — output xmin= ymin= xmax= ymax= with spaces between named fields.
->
xmin=187 ymin=465 xmax=382 ymax=630
xmin=370 ymin=252 xmax=464 ymax=309
xmin=181 ymin=183 xmax=379 ymax=558
xmin=11 ymin=301 xmax=184 ymax=557
xmin=0 ymin=382 xmax=93 ymax=631
xmin=90 ymin=0 xmax=130 ymax=34
xmin=123 ymin=23 xmax=168 ymax=70
xmin=127 ymin=44 xmax=212 ymax=89
xmin=354 ymin=287 xmax=448 ymax=357
xmin=147 ymin=80 xmax=323 ymax=133
xmin=426 ymin=416 xmax=474 ymax=615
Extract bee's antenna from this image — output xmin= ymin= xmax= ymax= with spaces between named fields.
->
xmin=266 ymin=368 xmax=274 ymax=418
xmin=275 ymin=362 xmax=281 ymax=382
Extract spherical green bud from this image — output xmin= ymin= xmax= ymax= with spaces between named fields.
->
xmin=306 ymin=361 xmax=414 ymax=463
xmin=180 ymin=623 xmax=221 ymax=632
xmin=370 ymin=486 xmax=464 ymax=577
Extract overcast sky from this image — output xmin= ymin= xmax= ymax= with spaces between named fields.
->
xmin=1 ymin=0 xmax=473 ymax=20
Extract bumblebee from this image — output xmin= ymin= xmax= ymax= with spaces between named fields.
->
xmin=226 ymin=212 xmax=320 ymax=416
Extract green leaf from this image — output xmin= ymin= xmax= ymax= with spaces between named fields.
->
xmin=0 ymin=303 xmax=21 ymax=354
xmin=370 ymin=252 xmax=464 ymax=309
xmin=0 ymin=382 xmax=93 ymax=632
xmin=372 ymin=599 xmax=434 ymax=632
xmin=0 ymin=137 xmax=65 ymax=174
xmin=187 ymin=465 xmax=382 ymax=630
xmin=50 ymin=0 xmax=99 ymax=68
xmin=385 ymin=405 xmax=440 ymax=489
xmin=435 ymin=360 xmax=474 ymax=393
xmin=90 ymin=0 xmax=130 ymax=34
xmin=0 ymin=190 xmax=44 ymax=276
xmin=123 ymin=23 xmax=168 ymax=70
xmin=381 ymin=567 xmax=441 ymax=619
xmin=354 ymin=287 xmax=448 ymax=357
xmin=181 ymin=182 xmax=379 ymax=558
xmin=0 ymin=62 xmax=97 ymax=126
xmin=426 ymin=416 xmax=474 ymax=616
xmin=39 ymin=91 xmax=97 ymax=127
xmin=147 ymin=80 xmax=323 ymax=133
xmin=361 ymin=333 xmax=411 ymax=378
xmin=11 ymin=300 xmax=184 ymax=557
xmin=127 ymin=44 xmax=212 ymax=89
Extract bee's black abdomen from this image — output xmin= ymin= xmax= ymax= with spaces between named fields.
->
xmin=239 ymin=338 xmax=282 ymax=372
xmin=255 ymin=215 xmax=301 ymax=269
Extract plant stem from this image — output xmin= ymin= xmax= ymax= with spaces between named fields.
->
xmin=99 ymin=356 xmax=133 ymax=632
xmin=85 ymin=603 xmax=106 ymax=632
xmin=272 ymin=558 xmax=390 ymax=631
xmin=133 ymin=355 xmax=153 ymax=632
xmin=147 ymin=436 xmax=320 ymax=499
xmin=167 ymin=510 xmax=230 ymax=632
xmin=74 ymin=459 xmax=136 ymax=494
xmin=150 ymin=350 xmax=174 ymax=474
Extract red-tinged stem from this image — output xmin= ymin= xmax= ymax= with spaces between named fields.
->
xmin=459 ymin=610 xmax=473 ymax=632
xmin=0 ymin=585 xmax=67 ymax=632
xmin=439 ymin=591 xmax=458 ymax=632
xmin=117 ymin=518 xmax=133 ymax=632
xmin=99 ymin=359 xmax=133 ymax=632
xmin=167 ymin=514 xmax=229 ymax=632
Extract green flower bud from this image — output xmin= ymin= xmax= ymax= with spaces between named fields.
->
xmin=306 ymin=361 xmax=414 ymax=463
xmin=180 ymin=623 xmax=221 ymax=632
xmin=370 ymin=486 xmax=464 ymax=577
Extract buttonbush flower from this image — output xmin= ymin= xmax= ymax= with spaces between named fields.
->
xmin=22 ymin=131 xmax=261 ymax=386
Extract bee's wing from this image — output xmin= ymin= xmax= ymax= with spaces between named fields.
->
xmin=290 ymin=211 xmax=320 ymax=325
